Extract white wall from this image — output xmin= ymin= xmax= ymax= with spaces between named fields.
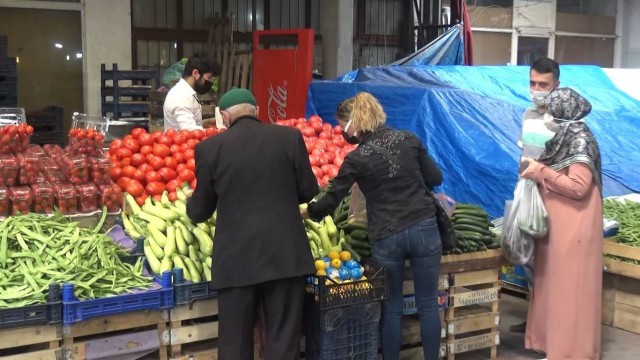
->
xmin=82 ymin=0 xmax=132 ymax=115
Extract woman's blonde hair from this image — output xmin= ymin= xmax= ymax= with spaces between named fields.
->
xmin=336 ymin=92 xmax=386 ymax=132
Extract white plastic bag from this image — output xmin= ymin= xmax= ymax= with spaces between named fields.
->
xmin=501 ymin=180 xmax=535 ymax=264
xmin=518 ymin=179 xmax=549 ymax=238
xmin=347 ymin=183 xmax=367 ymax=225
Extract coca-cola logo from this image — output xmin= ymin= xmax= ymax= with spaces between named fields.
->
xmin=267 ymin=80 xmax=288 ymax=124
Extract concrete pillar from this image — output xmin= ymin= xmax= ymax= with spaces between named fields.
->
xmin=82 ymin=0 xmax=132 ymax=115
xmin=321 ymin=0 xmax=354 ymax=79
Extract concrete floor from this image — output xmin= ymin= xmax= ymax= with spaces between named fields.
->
xmin=453 ymin=294 xmax=640 ymax=360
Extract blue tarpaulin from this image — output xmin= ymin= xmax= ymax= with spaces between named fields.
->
xmin=306 ymin=65 xmax=640 ymax=218
xmin=390 ymin=24 xmax=464 ymax=66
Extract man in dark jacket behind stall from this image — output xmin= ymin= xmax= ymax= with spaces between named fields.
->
xmin=186 ymin=88 xmax=319 ymax=360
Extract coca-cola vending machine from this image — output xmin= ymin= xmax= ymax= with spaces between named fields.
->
xmin=252 ymin=29 xmax=314 ymax=124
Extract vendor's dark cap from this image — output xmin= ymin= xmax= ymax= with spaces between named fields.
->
xmin=218 ymin=88 xmax=256 ymax=110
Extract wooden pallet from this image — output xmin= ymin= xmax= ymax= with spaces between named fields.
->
xmin=603 ymin=238 xmax=640 ymax=279
xmin=0 ymin=324 xmax=62 ymax=360
xmin=602 ymin=272 xmax=640 ymax=334
xmin=62 ymin=310 xmax=169 ymax=360
xmin=445 ymin=268 xmax=501 ymax=360
xmin=167 ymin=298 xmax=219 ymax=359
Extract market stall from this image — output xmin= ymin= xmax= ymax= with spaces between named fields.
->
xmin=0 ymin=108 xmax=506 ymax=360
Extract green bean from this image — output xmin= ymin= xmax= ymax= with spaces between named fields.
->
xmin=0 ymin=208 xmax=152 ymax=308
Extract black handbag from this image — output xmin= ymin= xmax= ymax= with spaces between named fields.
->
xmin=367 ymin=143 xmax=457 ymax=250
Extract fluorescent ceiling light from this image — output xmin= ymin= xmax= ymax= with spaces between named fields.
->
xmin=66 ymin=55 xmax=70 ymax=60
xmin=76 ymin=53 xmax=82 ymax=58
xmin=55 ymin=43 xmax=63 ymax=48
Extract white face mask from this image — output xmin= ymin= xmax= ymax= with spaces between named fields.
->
xmin=530 ymin=89 xmax=551 ymax=107
xmin=543 ymin=113 xmax=584 ymax=133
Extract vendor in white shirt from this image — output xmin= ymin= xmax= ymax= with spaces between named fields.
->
xmin=163 ymin=52 xmax=221 ymax=131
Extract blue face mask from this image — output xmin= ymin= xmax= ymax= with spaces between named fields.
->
xmin=342 ymin=119 xmax=360 ymax=145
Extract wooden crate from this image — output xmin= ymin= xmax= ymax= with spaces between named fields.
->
xmin=445 ymin=268 xmax=501 ymax=360
xmin=441 ymin=250 xmax=504 ymax=274
xmin=602 ymin=272 xmax=640 ymax=334
xmin=62 ymin=310 xmax=169 ymax=360
xmin=603 ymin=238 xmax=640 ymax=280
xmin=0 ymin=324 xmax=62 ymax=360
xmin=167 ymin=298 xmax=219 ymax=359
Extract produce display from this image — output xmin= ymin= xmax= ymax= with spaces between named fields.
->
xmin=108 ymin=127 xmax=219 ymax=205
xmin=604 ymin=199 xmax=640 ymax=247
xmin=0 ymin=209 xmax=151 ymax=308
xmin=122 ymin=187 xmax=213 ymax=284
xmin=0 ymin=123 xmax=34 ymax=154
xmin=450 ymin=203 xmax=500 ymax=254
xmin=313 ymin=251 xmax=367 ymax=283
xmin=275 ymin=116 xmax=356 ymax=188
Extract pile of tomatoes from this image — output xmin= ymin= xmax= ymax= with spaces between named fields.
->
xmin=0 ymin=123 xmax=34 ymax=154
xmin=68 ymin=128 xmax=106 ymax=156
xmin=274 ymin=115 xmax=356 ymax=188
xmin=108 ymin=127 xmax=220 ymax=205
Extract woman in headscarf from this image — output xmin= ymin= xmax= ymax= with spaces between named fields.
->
xmin=520 ymin=87 xmax=603 ymax=360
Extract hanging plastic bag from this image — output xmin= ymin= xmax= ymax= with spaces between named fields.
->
xmin=433 ymin=193 xmax=456 ymax=217
xmin=518 ymin=179 xmax=549 ymax=238
xmin=347 ymin=183 xmax=367 ymax=226
xmin=501 ymin=180 xmax=535 ymax=264
xmin=162 ymin=58 xmax=188 ymax=87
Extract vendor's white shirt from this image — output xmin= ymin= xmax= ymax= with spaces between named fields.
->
xmin=163 ymin=79 xmax=204 ymax=131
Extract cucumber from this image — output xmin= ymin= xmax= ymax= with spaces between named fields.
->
xmin=453 ymin=224 xmax=491 ymax=235
xmin=350 ymin=229 xmax=368 ymax=241
xmin=453 ymin=208 xmax=488 ymax=218
xmin=347 ymin=236 xmax=370 ymax=250
xmin=341 ymin=242 xmax=362 ymax=262
xmin=455 ymin=203 xmax=485 ymax=211
xmin=349 ymin=222 xmax=368 ymax=232
xmin=453 ymin=218 xmax=490 ymax=227
xmin=333 ymin=210 xmax=348 ymax=224
xmin=487 ymin=242 xmax=501 ymax=249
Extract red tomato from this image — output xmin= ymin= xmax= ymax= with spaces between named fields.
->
xmin=125 ymin=180 xmax=144 ymax=197
xmin=192 ymin=129 xmax=205 ymax=140
xmin=138 ymin=133 xmax=154 ymax=146
xmin=131 ymin=127 xmax=146 ymax=139
xmin=135 ymin=194 xmax=148 ymax=207
xmin=110 ymin=167 xmax=123 ymax=181
xmin=333 ymin=124 xmax=344 ymax=134
xmin=151 ymin=131 xmax=163 ymax=141
xmin=302 ymin=127 xmax=316 ymax=138
xmin=178 ymin=169 xmax=196 ymax=182
xmin=180 ymin=143 xmax=190 ymax=152
xmin=115 ymin=147 xmax=132 ymax=160
xmin=109 ymin=139 xmax=123 ymax=155
xmin=173 ymin=152 xmax=186 ymax=164
xmin=319 ymin=131 xmax=333 ymax=140
xmin=186 ymin=158 xmax=196 ymax=171
xmin=145 ymin=171 xmax=162 ymax=184
xmin=190 ymin=178 xmax=197 ymax=190
xmin=152 ymin=194 xmax=162 ymax=202
xmin=318 ymin=154 xmax=329 ymax=166
xmin=123 ymin=134 xmax=134 ymax=142
xmin=159 ymin=167 xmax=178 ymax=182
xmin=173 ymin=134 xmax=186 ymax=145
xmin=133 ymin=169 xmax=146 ymax=183
xmin=165 ymin=129 xmax=177 ymax=139
xmin=170 ymin=144 xmax=182 ymax=155
xmin=120 ymin=158 xmax=131 ymax=167
xmin=310 ymin=121 xmax=323 ymax=134
xmin=153 ymin=144 xmax=171 ymax=158
xmin=179 ymin=130 xmax=193 ymax=140
xmin=321 ymin=164 xmax=333 ymax=175
xmin=168 ymin=191 xmax=178 ymax=202
xmin=158 ymin=135 xmax=173 ymax=146
xmin=123 ymin=138 xmax=140 ymax=153
xmin=334 ymin=156 xmax=345 ymax=168
xmin=311 ymin=166 xmax=323 ymax=178
xmin=140 ymin=145 xmax=153 ymax=156
xmin=145 ymin=182 xmax=166 ymax=196
xmin=308 ymin=115 xmax=323 ymax=123
xmin=324 ymin=151 xmax=335 ymax=162
xmin=130 ymin=153 xmax=146 ymax=167
xmin=323 ymin=123 xmax=332 ymax=132
xmin=164 ymin=157 xmax=178 ymax=170
xmin=109 ymin=154 xmax=119 ymax=164
xmin=176 ymin=164 xmax=188 ymax=173
xmin=309 ymin=154 xmax=321 ymax=167
xmin=117 ymin=177 xmax=131 ymax=192
xmin=148 ymin=156 xmax=165 ymax=171
xmin=183 ymin=149 xmax=195 ymax=161
xmin=166 ymin=179 xmax=181 ymax=193
xmin=305 ymin=141 xmax=316 ymax=154
xmin=186 ymin=139 xmax=199 ymax=149
xmin=137 ymin=163 xmax=153 ymax=174
xmin=122 ymin=165 xmax=137 ymax=179
xmin=326 ymin=166 xmax=339 ymax=178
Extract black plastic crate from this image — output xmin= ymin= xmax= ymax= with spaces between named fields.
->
xmin=0 ymin=283 xmax=62 ymax=330
xmin=0 ymin=57 xmax=17 ymax=75
xmin=174 ymin=275 xmax=217 ymax=305
xmin=305 ymin=300 xmax=381 ymax=360
xmin=305 ymin=263 xmax=386 ymax=310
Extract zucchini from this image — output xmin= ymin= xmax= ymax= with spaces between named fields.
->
xmin=347 ymin=236 xmax=370 ymax=249
xmin=348 ymin=222 xmax=368 ymax=231
xmin=453 ymin=218 xmax=490 ymax=227
xmin=350 ymin=229 xmax=368 ymax=241
xmin=453 ymin=224 xmax=491 ymax=235
xmin=453 ymin=208 xmax=488 ymax=218
xmin=455 ymin=203 xmax=485 ymax=211
xmin=333 ymin=210 xmax=349 ymax=224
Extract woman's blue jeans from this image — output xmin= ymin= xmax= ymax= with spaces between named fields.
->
xmin=372 ymin=218 xmax=442 ymax=360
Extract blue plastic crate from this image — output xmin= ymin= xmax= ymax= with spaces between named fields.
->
xmin=62 ymin=271 xmax=173 ymax=324
xmin=0 ymin=283 xmax=62 ymax=330
xmin=172 ymin=267 xmax=217 ymax=305
xmin=305 ymin=299 xmax=381 ymax=360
